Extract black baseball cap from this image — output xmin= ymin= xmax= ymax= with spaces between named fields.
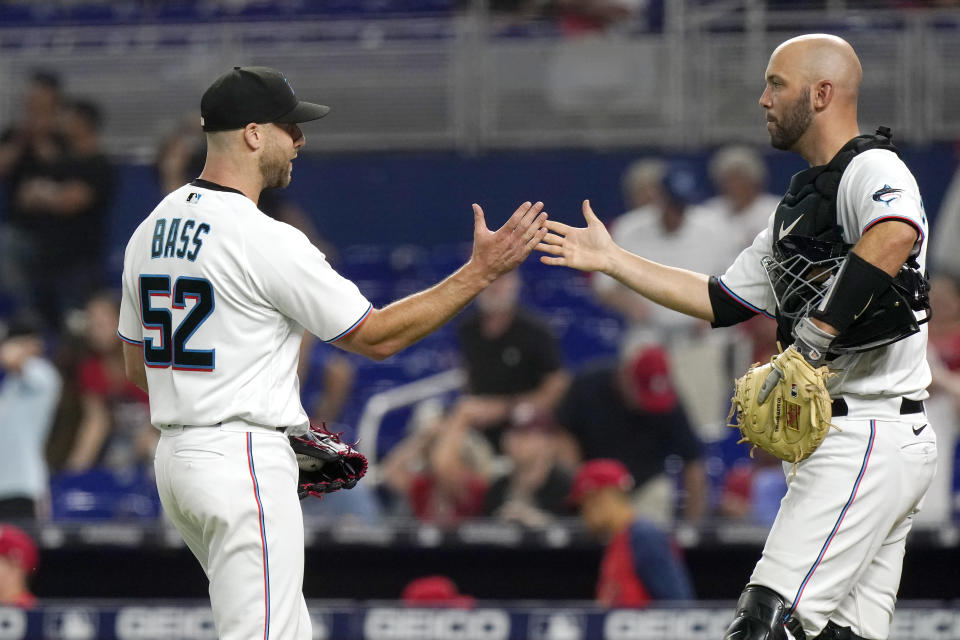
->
xmin=200 ymin=66 xmax=330 ymax=132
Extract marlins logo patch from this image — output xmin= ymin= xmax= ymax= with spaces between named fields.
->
xmin=872 ymin=184 xmax=903 ymax=206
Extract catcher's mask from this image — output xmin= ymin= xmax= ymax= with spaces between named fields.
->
xmin=763 ymin=234 xmax=930 ymax=354
xmin=762 ymin=235 xmax=849 ymax=322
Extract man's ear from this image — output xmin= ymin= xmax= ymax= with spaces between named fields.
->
xmin=812 ymin=80 xmax=834 ymax=112
xmin=242 ymin=123 xmax=264 ymax=150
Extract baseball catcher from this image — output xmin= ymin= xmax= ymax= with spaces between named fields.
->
xmin=288 ymin=423 xmax=368 ymax=499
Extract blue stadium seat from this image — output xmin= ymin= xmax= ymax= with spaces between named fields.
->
xmin=49 ymin=470 xmax=161 ymax=521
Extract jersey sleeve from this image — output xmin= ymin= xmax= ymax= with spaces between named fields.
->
xmin=712 ymin=214 xmax=777 ymax=324
xmin=628 ymin=519 xmax=695 ymax=600
xmin=839 ymin=149 xmax=927 ymax=254
xmin=245 ymin=221 xmax=372 ymax=342
xmin=118 ymin=239 xmax=144 ymax=345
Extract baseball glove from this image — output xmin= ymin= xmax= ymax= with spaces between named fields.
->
xmin=288 ymin=423 xmax=368 ymax=499
xmin=727 ymin=347 xmax=837 ymax=470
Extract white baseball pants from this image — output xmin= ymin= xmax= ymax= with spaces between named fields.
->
xmin=749 ymin=399 xmax=937 ymax=640
xmin=155 ymin=423 xmax=312 ymax=640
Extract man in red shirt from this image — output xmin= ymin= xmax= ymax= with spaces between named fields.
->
xmin=0 ymin=524 xmax=38 ymax=608
xmin=570 ymin=459 xmax=694 ymax=607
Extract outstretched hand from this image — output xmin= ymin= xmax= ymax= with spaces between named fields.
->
xmin=535 ymin=200 xmax=614 ymax=273
xmin=469 ymin=201 xmax=548 ymax=281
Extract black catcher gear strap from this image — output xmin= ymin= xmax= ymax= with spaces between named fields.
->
xmin=810 ymin=251 xmax=893 ymax=335
xmin=709 ymin=275 xmax=761 ymax=328
xmin=723 ymin=585 xmax=805 ymax=640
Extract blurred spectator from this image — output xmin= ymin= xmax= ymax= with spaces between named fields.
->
xmin=0 ymin=314 xmax=61 ymax=521
xmin=718 ymin=451 xmax=787 ymax=526
xmin=482 ymin=408 xmax=573 ymax=526
xmin=300 ymin=338 xmax=357 ymax=428
xmin=556 ymin=345 xmax=707 ymax=525
xmin=697 ymin=145 xmax=780 ymax=267
xmin=932 ymin=149 xmax=960 ymax=276
xmin=300 ymin=480 xmax=383 ymax=526
xmin=155 ymin=114 xmax=205 ymax=195
xmin=570 ymin=459 xmax=694 ymax=607
xmin=0 ymin=70 xmax=62 ymax=179
xmin=0 ymin=524 xmax=38 ymax=608
xmin=380 ymin=400 xmax=492 ymax=526
xmin=62 ymin=291 xmax=156 ymax=475
xmin=929 ymin=273 xmax=960 ymax=372
xmin=594 ymin=163 xmax=735 ymax=438
xmin=620 ymin=157 xmax=666 ymax=212
xmin=449 ymin=270 xmax=570 ymax=450
xmin=921 ymin=273 xmax=960 ymax=522
xmin=592 ymin=163 xmax=725 ymax=345
xmin=0 ymin=71 xmax=66 ymax=319
xmin=401 ymin=575 xmax=475 ymax=608
xmin=0 ymin=83 xmax=115 ymax=326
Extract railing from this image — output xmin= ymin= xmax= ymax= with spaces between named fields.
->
xmin=0 ymin=4 xmax=957 ymax=156
xmin=355 ymin=367 xmax=465 ymax=484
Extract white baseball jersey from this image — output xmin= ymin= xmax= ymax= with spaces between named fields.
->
xmin=118 ymin=180 xmax=372 ymax=431
xmin=717 ymin=149 xmax=931 ymax=399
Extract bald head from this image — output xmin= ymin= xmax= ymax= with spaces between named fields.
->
xmin=769 ymin=34 xmax=862 ymax=104
xmin=760 ymin=34 xmax=864 ymax=163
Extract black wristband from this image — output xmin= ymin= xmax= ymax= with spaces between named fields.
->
xmin=810 ymin=251 xmax=893 ymax=334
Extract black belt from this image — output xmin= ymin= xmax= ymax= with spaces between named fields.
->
xmin=831 ymin=397 xmax=924 ymax=417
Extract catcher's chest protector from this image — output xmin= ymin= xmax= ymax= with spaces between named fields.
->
xmin=771 ymin=127 xmax=898 ymax=345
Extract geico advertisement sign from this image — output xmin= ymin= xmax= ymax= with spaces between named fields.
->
xmin=0 ymin=609 xmax=26 ymax=639
xmin=604 ymin=609 xmax=730 ymax=640
xmin=603 ymin=609 xmax=960 ymax=640
xmin=115 ymin=607 xmax=216 ymax=639
xmin=113 ymin=607 xmax=331 ymax=640
xmin=364 ymin=608 xmax=510 ymax=640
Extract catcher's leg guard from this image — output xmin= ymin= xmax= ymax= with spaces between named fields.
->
xmin=723 ymin=585 xmax=805 ymax=640
xmin=811 ymin=621 xmax=868 ymax=640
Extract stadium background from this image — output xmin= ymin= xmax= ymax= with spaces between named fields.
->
xmin=2 ymin=1 xmax=960 ymax=638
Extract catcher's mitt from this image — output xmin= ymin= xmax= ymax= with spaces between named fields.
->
xmin=288 ymin=423 xmax=367 ymax=499
xmin=727 ymin=347 xmax=838 ymax=471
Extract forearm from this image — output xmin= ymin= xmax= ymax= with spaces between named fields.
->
xmin=122 ymin=342 xmax=148 ymax=392
xmin=606 ymin=245 xmax=714 ymax=322
xmin=517 ymin=370 xmax=571 ymax=411
xmin=682 ymin=461 xmax=708 ymax=523
xmin=0 ymin=142 xmax=22 ymax=177
xmin=380 ymin=435 xmax=430 ymax=494
xmin=808 ymin=219 xmax=918 ymax=336
xmin=430 ymin=410 xmax=476 ymax=488
xmin=341 ymin=262 xmax=491 ymax=360
xmin=65 ymin=398 xmax=110 ymax=471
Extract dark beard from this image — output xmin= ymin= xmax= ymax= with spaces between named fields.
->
xmin=768 ymin=87 xmax=813 ymax=151
xmin=259 ymin=153 xmax=290 ymax=190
